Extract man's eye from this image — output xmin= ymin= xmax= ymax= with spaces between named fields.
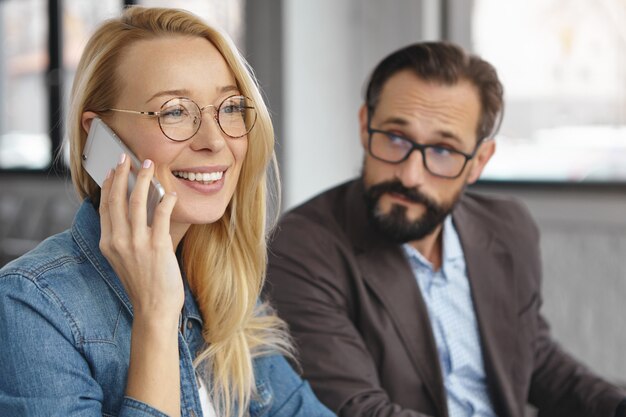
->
xmin=429 ymin=146 xmax=454 ymax=156
xmin=387 ymin=133 xmax=407 ymax=144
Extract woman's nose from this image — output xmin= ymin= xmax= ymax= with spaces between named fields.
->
xmin=190 ymin=107 xmax=227 ymax=152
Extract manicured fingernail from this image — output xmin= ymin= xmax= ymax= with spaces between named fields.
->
xmin=118 ymin=153 xmax=126 ymax=165
xmin=142 ymin=159 xmax=153 ymax=168
xmin=105 ymin=169 xmax=113 ymax=180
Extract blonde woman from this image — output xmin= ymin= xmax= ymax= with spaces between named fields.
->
xmin=0 ymin=7 xmax=334 ymax=417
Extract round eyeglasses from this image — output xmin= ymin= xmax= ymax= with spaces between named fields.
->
xmin=106 ymin=95 xmax=257 ymax=142
xmin=368 ymin=128 xmax=479 ymax=179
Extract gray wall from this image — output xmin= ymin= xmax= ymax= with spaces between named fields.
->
xmin=281 ymin=0 xmax=425 ymax=208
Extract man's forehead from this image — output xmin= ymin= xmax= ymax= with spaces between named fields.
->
xmin=372 ymin=72 xmax=482 ymax=139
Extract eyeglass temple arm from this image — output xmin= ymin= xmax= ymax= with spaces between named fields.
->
xmin=107 ymin=108 xmax=160 ymax=117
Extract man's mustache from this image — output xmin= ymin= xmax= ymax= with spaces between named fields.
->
xmin=366 ymin=180 xmax=438 ymax=209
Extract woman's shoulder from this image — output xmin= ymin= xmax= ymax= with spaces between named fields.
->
xmin=0 ymin=230 xmax=93 ymax=347
xmin=1 ymin=199 xmax=118 ymax=305
xmin=0 ymin=229 xmax=86 ymax=288
xmin=0 ymin=223 xmax=126 ymax=343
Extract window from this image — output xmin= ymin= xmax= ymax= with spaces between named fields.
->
xmin=471 ymin=0 xmax=626 ymax=182
xmin=138 ymin=0 xmax=244 ymax=46
xmin=0 ymin=0 xmax=244 ymax=173
xmin=0 ymin=0 xmax=49 ymax=170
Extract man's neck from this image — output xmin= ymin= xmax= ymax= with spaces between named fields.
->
xmin=408 ymin=224 xmax=444 ymax=270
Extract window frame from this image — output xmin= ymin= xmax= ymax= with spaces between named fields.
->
xmin=0 ymin=0 xmax=137 ymax=177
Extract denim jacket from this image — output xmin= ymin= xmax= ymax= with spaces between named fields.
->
xmin=0 ymin=200 xmax=335 ymax=417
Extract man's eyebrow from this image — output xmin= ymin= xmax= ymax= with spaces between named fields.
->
xmin=380 ymin=117 xmax=409 ymax=127
xmin=380 ymin=117 xmax=463 ymax=143
xmin=435 ymin=130 xmax=463 ymax=143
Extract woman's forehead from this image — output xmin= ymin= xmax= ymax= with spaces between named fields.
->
xmin=116 ymin=35 xmax=237 ymax=104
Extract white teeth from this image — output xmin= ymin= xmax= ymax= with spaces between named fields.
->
xmin=173 ymin=170 xmax=224 ymax=183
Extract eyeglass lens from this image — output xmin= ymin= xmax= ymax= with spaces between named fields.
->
xmin=369 ymin=131 xmax=468 ymax=178
xmin=158 ymin=95 xmax=256 ymax=141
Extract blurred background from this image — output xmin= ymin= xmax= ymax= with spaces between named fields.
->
xmin=0 ymin=0 xmax=624 ymax=400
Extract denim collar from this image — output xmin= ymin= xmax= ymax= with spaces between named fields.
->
xmin=71 ymin=199 xmax=203 ymax=327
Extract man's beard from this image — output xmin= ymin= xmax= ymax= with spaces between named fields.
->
xmin=363 ymin=179 xmax=458 ymax=243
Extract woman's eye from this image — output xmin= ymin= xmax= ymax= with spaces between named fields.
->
xmin=160 ymin=106 xmax=189 ymax=122
xmin=221 ymin=104 xmax=245 ymax=115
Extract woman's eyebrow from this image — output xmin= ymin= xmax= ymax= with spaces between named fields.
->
xmin=145 ymin=85 xmax=240 ymax=103
xmin=146 ymin=89 xmax=191 ymax=103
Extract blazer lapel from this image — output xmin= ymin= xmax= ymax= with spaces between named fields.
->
xmin=454 ymin=202 xmax=518 ymax=417
xmin=344 ymin=180 xmax=447 ymax=416
xmin=357 ymin=249 xmax=448 ymax=416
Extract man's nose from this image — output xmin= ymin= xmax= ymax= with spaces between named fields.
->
xmin=395 ymin=149 xmax=427 ymax=188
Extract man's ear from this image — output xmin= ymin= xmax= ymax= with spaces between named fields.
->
xmin=466 ymin=139 xmax=496 ymax=184
xmin=81 ymin=111 xmax=99 ymax=135
xmin=358 ymin=104 xmax=369 ymax=150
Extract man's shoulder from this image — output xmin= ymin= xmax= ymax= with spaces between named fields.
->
xmin=460 ymin=190 xmax=531 ymax=217
xmin=280 ymin=179 xmax=359 ymax=232
xmin=269 ymin=179 xmax=365 ymax=262
xmin=457 ymin=190 xmax=538 ymax=238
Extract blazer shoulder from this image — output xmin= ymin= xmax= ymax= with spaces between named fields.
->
xmin=459 ymin=191 xmax=539 ymax=239
xmin=275 ymin=180 xmax=356 ymax=240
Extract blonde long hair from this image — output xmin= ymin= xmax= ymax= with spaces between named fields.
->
xmin=67 ymin=7 xmax=291 ymax=417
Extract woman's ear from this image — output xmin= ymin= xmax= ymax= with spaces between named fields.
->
xmin=81 ymin=111 xmax=99 ymax=135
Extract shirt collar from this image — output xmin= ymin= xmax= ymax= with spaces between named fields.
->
xmin=403 ymin=215 xmax=465 ymax=278
xmin=442 ymin=215 xmax=464 ymax=264
xmin=181 ymin=272 xmax=203 ymax=326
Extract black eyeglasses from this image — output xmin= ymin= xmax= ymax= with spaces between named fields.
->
xmin=107 ymin=95 xmax=257 ymax=142
xmin=367 ymin=128 xmax=479 ymax=179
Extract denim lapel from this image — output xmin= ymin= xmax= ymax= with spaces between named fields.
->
xmin=71 ymin=200 xmax=135 ymax=316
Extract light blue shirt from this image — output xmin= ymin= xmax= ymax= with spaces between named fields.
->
xmin=403 ymin=216 xmax=497 ymax=417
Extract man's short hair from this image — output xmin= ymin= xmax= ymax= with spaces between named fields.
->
xmin=364 ymin=42 xmax=504 ymax=142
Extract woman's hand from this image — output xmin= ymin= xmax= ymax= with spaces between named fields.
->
xmin=99 ymin=153 xmax=183 ymax=417
xmin=99 ymin=153 xmax=182 ymax=323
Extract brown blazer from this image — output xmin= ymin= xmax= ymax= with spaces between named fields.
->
xmin=266 ymin=179 xmax=624 ymax=417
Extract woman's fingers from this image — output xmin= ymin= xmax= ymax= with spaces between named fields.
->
xmin=128 ymin=159 xmax=155 ymax=233
xmin=151 ymin=191 xmax=177 ymax=241
xmin=97 ymin=153 xmax=183 ymax=318
xmin=99 ymin=168 xmax=114 ymax=246
xmin=106 ymin=153 xmax=132 ymax=253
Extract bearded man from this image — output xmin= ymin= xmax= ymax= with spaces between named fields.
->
xmin=266 ymin=42 xmax=626 ymax=417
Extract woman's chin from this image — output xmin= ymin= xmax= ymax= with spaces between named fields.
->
xmin=169 ymin=204 xmax=227 ymax=228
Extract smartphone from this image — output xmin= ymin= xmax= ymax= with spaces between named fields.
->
xmin=82 ymin=117 xmax=165 ymax=226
